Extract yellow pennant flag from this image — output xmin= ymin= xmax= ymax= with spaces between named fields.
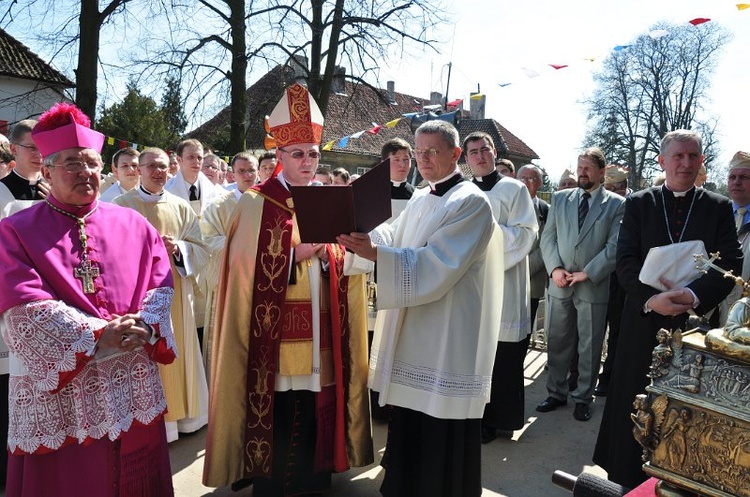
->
xmin=385 ymin=117 xmax=401 ymax=128
xmin=322 ymin=140 xmax=335 ymax=151
xmin=470 ymin=93 xmax=484 ymax=100
xmin=107 ymin=137 xmax=115 ymax=145
xmin=738 ymin=3 xmax=750 ymax=10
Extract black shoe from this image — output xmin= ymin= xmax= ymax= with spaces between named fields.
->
xmin=594 ymin=383 xmax=608 ymax=397
xmin=481 ymin=426 xmax=497 ymax=444
xmin=573 ymin=403 xmax=592 ymax=421
xmin=536 ymin=396 xmax=567 ymax=412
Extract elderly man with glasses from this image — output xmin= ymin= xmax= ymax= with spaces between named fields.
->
xmin=0 ymin=102 xmax=176 ymax=496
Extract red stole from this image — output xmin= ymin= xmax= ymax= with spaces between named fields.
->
xmin=242 ymin=179 xmax=351 ymax=479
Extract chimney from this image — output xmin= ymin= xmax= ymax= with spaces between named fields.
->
xmin=332 ymin=66 xmax=346 ymax=94
xmin=430 ymin=91 xmax=442 ymax=106
xmin=287 ymin=54 xmax=308 ymax=82
xmin=469 ymin=92 xmax=486 ymax=119
xmin=387 ymin=81 xmax=396 ymax=103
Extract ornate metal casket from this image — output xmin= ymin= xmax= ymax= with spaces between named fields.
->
xmin=633 ymin=326 xmax=750 ymax=497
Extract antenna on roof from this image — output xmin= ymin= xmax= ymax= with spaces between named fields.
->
xmin=443 ymin=62 xmax=452 ymax=111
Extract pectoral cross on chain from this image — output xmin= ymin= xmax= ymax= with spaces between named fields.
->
xmin=74 ymin=259 xmax=100 ymax=294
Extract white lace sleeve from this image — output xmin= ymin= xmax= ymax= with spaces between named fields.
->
xmin=139 ymin=286 xmax=177 ymax=353
xmin=0 ymin=301 xmax=108 ymax=392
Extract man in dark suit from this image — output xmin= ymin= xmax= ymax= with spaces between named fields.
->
xmin=593 ymin=130 xmax=742 ymax=489
xmin=538 ymin=148 xmax=625 ymax=422
xmin=518 ymin=164 xmax=549 ymax=323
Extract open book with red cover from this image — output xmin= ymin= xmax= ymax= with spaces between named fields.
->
xmin=290 ymin=159 xmax=392 ymax=243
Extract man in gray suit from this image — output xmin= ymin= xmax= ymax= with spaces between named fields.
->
xmin=537 ymin=147 xmax=625 ymax=421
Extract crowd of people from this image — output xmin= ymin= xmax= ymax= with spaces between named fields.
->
xmin=0 ymin=84 xmax=748 ymax=497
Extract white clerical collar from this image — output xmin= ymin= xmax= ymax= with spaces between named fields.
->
xmin=427 ymin=169 xmax=461 ymax=190
xmin=233 ymin=188 xmax=243 ymax=200
xmin=391 ymin=180 xmax=405 ymax=187
xmin=138 ymin=185 xmax=164 ymax=202
xmin=663 ymin=183 xmax=695 ymax=198
xmin=12 ymin=168 xmax=41 ymax=185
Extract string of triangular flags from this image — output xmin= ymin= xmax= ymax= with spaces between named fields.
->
xmin=103 ymin=135 xmax=232 ymax=163
xmin=100 ymin=5 xmax=748 ymax=157
xmin=313 ymin=5 xmax=750 ymax=152
xmin=317 ymin=94 xmax=484 ymax=151
xmin=493 ymin=4 xmax=749 ymax=88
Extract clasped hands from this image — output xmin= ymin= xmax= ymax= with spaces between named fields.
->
xmin=551 ymin=268 xmax=589 ymax=288
xmin=99 ymin=313 xmax=152 ymax=352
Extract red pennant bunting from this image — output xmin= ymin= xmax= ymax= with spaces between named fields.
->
xmin=119 ymin=140 xmax=126 ymax=149
xmin=446 ymin=98 xmax=463 ymax=107
xmin=549 ymin=64 xmax=569 ymax=70
xmin=688 ymin=17 xmax=711 ymax=25
xmin=367 ymin=125 xmax=382 ymax=135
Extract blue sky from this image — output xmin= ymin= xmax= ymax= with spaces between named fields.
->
xmin=377 ymin=0 xmax=750 ymax=183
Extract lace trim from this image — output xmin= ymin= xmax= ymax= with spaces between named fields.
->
xmin=388 ymin=359 xmax=491 ymax=399
xmin=2 ymin=301 xmax=107 ymax=391
xmin=394 ymin=249 xmax=416 ymax=308
xmin=140 ymin=287 xmax=177 ymax=353
xmin=2 ymin=301 xmax=168 ymax=454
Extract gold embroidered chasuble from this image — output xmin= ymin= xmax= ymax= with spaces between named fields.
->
xmin=203 ymin=178 xmax=373 ymax=487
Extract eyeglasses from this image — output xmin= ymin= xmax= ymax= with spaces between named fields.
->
xmin=117 ymin=164 xmax=139 ymax=170
xmin=202 ymin=164 xmax=220 ymax=171
xmin=281 ymin=149 xmax=321 ymax=160
xmin=413 ymin=148 xmax=440 ymax=157
xmin=235 ymin=168 xmax=257 ymax=176
xmin=14 ymin=142 xmax=40 ymax=154
xmin=141 ymin=163 xmax=169 ymax=172
xmin=50 ymin=161 xmax=102 ymax=174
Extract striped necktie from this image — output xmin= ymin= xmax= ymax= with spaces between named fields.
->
xmin=578 ymin=191 xmax=590 ymax=231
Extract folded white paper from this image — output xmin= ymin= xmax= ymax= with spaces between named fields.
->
xmin=639 ymin=240 xmax=707 ymax=292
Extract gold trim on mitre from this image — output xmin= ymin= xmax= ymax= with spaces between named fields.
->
xmin=268 ymin=83 xmax=324 ymax=148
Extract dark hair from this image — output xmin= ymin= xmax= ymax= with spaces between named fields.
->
xmin=257 ymin=151 xmax=276 ymax=164
xmin=10 ymin=119 xmax=37 ymax=143
xmin=381 ymin=138 xmax=412 ymax=161
xmin=332 ymin=167 xmax=350 ymax=182
xmin=462 ymin=131 xmax=495 ymax=152
xmin=176 ymin=138 xmax=203 ymax=156
xmin=579 ymin=147 xmax=606 ymax=169
xmin=112 ymin=147 xmax=140 ymax=168
xmin=0 ymin=142 xmax=13 ymax=163
xmin=231 ymin=151 xmax=257 ymax=167
xmin=496 ymin=158 xmax=515 ymax=174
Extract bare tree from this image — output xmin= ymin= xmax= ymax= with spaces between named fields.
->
xmin=1 ymin=0 xmax=147 ymax=121
xmin=583 ymin=22 xmax=731 ymax=189
xmin=136 ymin=0 xmax=445 ymax=154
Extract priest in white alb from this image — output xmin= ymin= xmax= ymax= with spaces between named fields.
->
xmin=338 ymin=120 xmax=504 ymax=497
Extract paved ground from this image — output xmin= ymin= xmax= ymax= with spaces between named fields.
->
xmin=169 ymin=347 xmax=609 ymax=497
